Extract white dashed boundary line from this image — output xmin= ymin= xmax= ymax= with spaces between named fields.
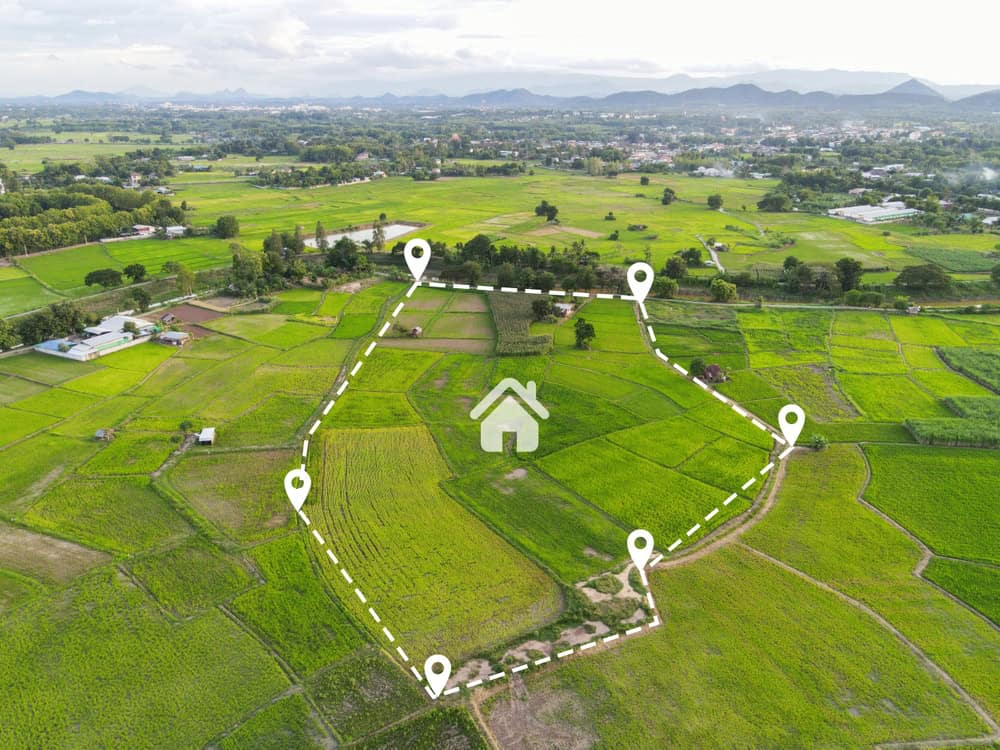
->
xmin=292 ymin=277 xmax=794 ymax=698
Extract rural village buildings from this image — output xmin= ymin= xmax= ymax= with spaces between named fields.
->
xmin=34 ymin=314 xmax=159 ymax=362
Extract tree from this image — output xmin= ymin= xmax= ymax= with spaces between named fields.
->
xmin=0 ymin=317 xmax=20 ymax=350
xmin=640 ymin=176 xmax=650 ymax=186
xmin=263 ymin=228 xmax=283 ymax=254
xmin=689 ymin=357 xmax=707 ymax=378
xmin=808 ymin=434 xmax=829 ymax=451
xmin=894 ymin=264 xmax=952 ymax=291
xmin=496 ymin=263 xmax=517 ymax=288
xmin=371 ymin=219 xmax=385 ymax=253
xmin=783 ymin=256 xmax=800 ymax=270
xmin=651 ymin=277 xmax=678 ymax=298
xmin=460 ymin=260 xmax=482 ymax=286
xmin=534 ymin=200 xmax=558 ymax=220
xmin=214 ymin=215 xmax=240 ymax=238
xmin=123 ymin=263 xmax=147 ymax=283
xmin=710 ymin=277 xmax=738 ymax=302
xmin=574 ymin=317 xmax=596 ymax=349
xmin=757 ymin=192 xmax=792 ymax=212
xmin=123 ymin=321 xmax=139 ymax=335
xmin=661 ymin=187 xmax=676 ymax=205
xmin=129 ymin=287 xmax=151 ymax=311
xmin=175 ymin=263 xmax=195 ymax=295
xmin=681 ymin=247 xmax=702 ymax=266
xmin=230 ymin=245 xmax=264 ymax=297
xmin=892 ymin=295 xmax=911 ymax=310
xmin=84 ymin=268 xmax=123 ymax=288
xmin=535 ymin=271 xmax=556 ymax=293
xmin=315 ymin=221 xmax=328 ymax=251
xmin=15 ymin=302 xmax=86 ymax=345
xmin=663 ymin=256 xmax=687 ymax=280
xmin=707 ymin=194 xmax=723 ymax=210
xmin=531 ymin=298 xmax=555 ymax=321
xmin=992 ymin=264 xmax=1000 ymax=287
xmin=834 ymin=257 xmax=864 ymax=292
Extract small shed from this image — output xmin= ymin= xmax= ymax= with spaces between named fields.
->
xmin=197 ymin=427 xmax=216 ymax=446
xmin=409 ymin=326 xmax=423 ymax=337
xmin=94 ymin=428 xmax=115 ymax=441
xmin=554 ymin=303 xmax=574 ymax=317
xmin=160 ymin=312 xmax=177 ymax=324
xmin=158 ymin=331 xmax=190 ymax=347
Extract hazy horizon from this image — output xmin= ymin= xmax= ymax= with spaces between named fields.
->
xmin=5 ymin=0 xmax=998 ymax=97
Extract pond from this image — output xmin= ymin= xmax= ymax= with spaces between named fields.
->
xmin=304 ymin=223 xmax=420 ymax=248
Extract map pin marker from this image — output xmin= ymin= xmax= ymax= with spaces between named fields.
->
xmin=404 ymin=238 xmax=431 ymax=282
xmin=627 ymin=529 xmax=654 ymax=586
xmin=424 ymin=654 xmax=451 ymax=699
xmin=778 ymin=404 xmax=805 ymax=447
xmin=626 ymin=262 xmax=654 ymax=304
xmin=283 ymin=468 xmax=311 ymax=511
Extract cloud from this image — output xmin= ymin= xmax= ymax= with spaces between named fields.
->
xmin=0 ymin=0 xmax=995 ymax=95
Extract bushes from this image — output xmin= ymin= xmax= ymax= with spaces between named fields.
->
xmin=844 ymin=289 xmax=884 ymax=307
xmin=710 ymin=277 xmax=738 ymax=302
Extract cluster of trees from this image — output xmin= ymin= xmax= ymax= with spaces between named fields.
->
xmin=254 ymin=163 xmax=377 ymax=188
xmin=214 ymin=215 xmax=240 ymax=238
xmin=534 ymin=200 xmax=559 ymax=221
xmin=228 ymin=243 xmax=306 ymax=297
xmin=434 ymin=234 xmax=628 ymax=292
xmin=894 ymin=263 xmax=952 ymax=291
xmin=439 ymin=162 xmax=526 ymax=177
xmin=659 ymin=247 xmax=706 ymax=281
xmin=0 ymin=181 xmax=184 ymax=256
xmin=0 ymin=301 xmax=87 ymax=348
xmin=83 ymin=263 xmax=147 ymax=289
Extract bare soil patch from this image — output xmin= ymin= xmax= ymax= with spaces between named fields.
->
xmin=488 ymin=681 xmax=597 ymax=750
xmin=526 ymin=225 xmax=602 ymax=239
xmin=0 ymin=523 xmax=108 ymax=583
xmin=164 ymin=303 xmax=222 ymax=323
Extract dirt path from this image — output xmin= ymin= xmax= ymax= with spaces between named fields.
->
xmin=695 ymin=234 xmax=726 ymax=273
xmin=653 ymin=451 xmax=790 ymax=571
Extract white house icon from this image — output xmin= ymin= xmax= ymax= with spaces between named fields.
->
xmin=469 ymin=378 xmax=550 ymax=453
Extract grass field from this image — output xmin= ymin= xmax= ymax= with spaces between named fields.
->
xmin=864 ymin=445 xmax=1000 ymax=564
xmin=5 ymin=169 xmax=997 ymax=318
xmin=0 ymin=570 xmax=289 ymax=749
xmin=745 ymin=445 xmax=1000 ymax=719
xmin=311 ymin=426 xmax=562 ymax=660
xmin=1 ymin=193 xmax=998 ymax=749
xmin=486 ymin=544 xmax=985 ymax=748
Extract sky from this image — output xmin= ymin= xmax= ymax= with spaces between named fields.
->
xmin=4 ymin=0 xmax=998 ymax=96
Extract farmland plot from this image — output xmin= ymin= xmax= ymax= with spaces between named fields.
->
xmin=312 ymin=426 xmax=561 ymax=660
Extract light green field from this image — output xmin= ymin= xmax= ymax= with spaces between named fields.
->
xmin=311 ymin=426 xmax=562 ymax=660
xmin=8 ymin=170 xmax=996 ymax=319
xmin=746 ymin=444 xmax=1000 ymax=719
xmin=864 ymin=445 xmax=1000 ymax=564
xmin=486 ymin=545 xmax=985 ymax=747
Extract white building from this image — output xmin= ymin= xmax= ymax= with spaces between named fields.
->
xmin=35 ymin=315 xmax=158 ymax=362
xmin=827 ymin=202 xmax=921 ymax=224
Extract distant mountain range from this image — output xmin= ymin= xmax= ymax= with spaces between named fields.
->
xmin=3 ymin=77 xmax=999 ymax=112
